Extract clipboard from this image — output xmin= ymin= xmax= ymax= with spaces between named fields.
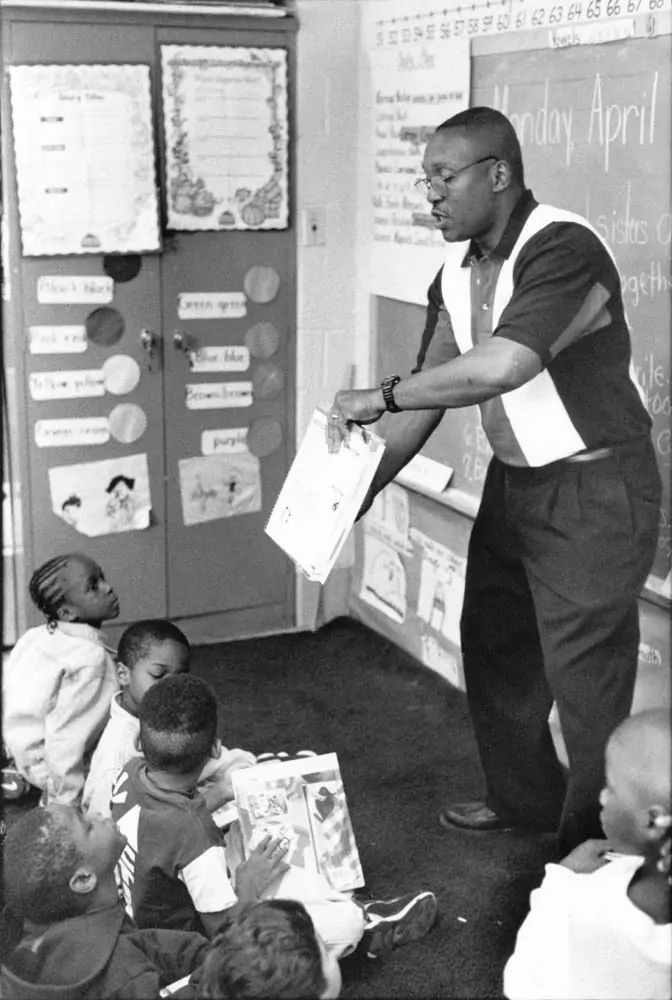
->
xmin=265 ymin=408 xmax=385 ymax=584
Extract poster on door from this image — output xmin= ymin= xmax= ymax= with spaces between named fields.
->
xmin=48 ymin=453 xmax=151 ymax=536
xmin=9 ymin=64 xmax=160 ymax=256
xmin=178 ymin=453 xmax=262 ymax=526
xmin=161 ymin=45 xmax=288 ymax=231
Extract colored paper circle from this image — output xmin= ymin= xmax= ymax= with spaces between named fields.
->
xmin=247 ymin=419 xmax=283 ymax=458
xmin=102 ymin=355 xmax=141 ymax=395
xmin=245 ymin=322 xmax=282 ymax=360
xmin=86 ymin=307 xmax=125 ymax=347
xmin=108 ymin=403 xmax=147 ymax=444
xmin=103 ymin=255 xmax=142 ymax=283
xmin=251 ymin=362 xmax=285 ymax=400
xmin=243 ymin=265 xmax=280 ymax=304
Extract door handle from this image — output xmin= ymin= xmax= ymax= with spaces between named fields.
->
xmin=173 ymin=330 xmax=195 ymax=355
xmin=140 ymin=328 xmax=161 ymax=372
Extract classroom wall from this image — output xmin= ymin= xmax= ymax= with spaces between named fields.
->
xmin=294 ymin=0 xmax=363 ymax=627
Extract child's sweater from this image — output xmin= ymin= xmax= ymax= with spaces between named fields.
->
xmin=2 ymin=622 xmax=117 ymax=805
xmin=0 ymin=903 xmax=208 ymax=1000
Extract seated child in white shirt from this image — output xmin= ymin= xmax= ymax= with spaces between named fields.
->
xmin=2 ymin=553 xmax=119 ymax=806
xmin=83 ymin=619 xmax=255 ymax=817
xmin=504 ymin=708 xmax=671 ymax=1000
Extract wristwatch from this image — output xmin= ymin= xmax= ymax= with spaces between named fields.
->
xmin=380 ymin=374 xmax=402 ymax=413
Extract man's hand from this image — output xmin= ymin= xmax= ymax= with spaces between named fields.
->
xmin=558 ymin=838 xmax=612 ymax=874
xmin=326 ymin=388 xmax=385 ymax=453
xmin=235 ymin=834 xmax=290 ymax=904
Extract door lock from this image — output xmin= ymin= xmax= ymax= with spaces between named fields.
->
xmin=140 ymin=328 xmax=160 ymax=371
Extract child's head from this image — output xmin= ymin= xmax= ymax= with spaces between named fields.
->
xmin=29 ymin=553 xmax=119 ymax=630
xmin=2 ymin=804 xmax=126 ymax=924
xmin=116 ymin=619 xmax=190 ymax=717
xmin=197 ymin=899 xmax=341 ymax=1000
xmin=139 ymin=673 xmax=218 ymax=777
xmin=600 ymin=708 xmax=671 ymax=865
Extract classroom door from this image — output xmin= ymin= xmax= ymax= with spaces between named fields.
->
xmin=5 ymin=17 xmax=168 ymax=626
xmin=158 ymin=26 xmax=296 ymax=631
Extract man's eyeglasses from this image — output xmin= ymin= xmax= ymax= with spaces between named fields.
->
xmin=414 ymin=155 xmax=498 ymax=197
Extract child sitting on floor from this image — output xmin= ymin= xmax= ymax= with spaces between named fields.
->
xmin=2 ymin=553 xmax=119 ymax=806
xmin=503 ymin=708 xmax=671 ymax=1000
xmin=82 ymin=619 xmax=255 ymax=817
xmin=0 ymin=803 xmax=210 ymax=999
xmin=195 ymin=899 xmax=343 ymax=999
xmin=111 ymin=673 xmax=437 ymax=959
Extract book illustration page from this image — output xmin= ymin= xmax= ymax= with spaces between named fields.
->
xmin=305 ymin=778 xmax=365 ymax=892
xmin=237 ymin=775 xmax=317 ymax=874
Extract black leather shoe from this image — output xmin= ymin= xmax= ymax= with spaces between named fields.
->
xmin=438 ymin=801 xmax=516 ymax=832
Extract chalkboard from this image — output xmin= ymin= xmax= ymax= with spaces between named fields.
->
xmin=374 ymin=31 xmax=671 ymax=585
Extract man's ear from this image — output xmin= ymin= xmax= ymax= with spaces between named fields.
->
xmin=492 ymin=160 xmax=511 ymax=193
xmin=58 ymin=604 xmax=77 ymax=623
xmin=69 ymin=866 xmax=98 ymax=897
xmin=116 ymin=661 xmax=131 ymax=687
xmin=210 ymin=737 xmax=222 ymax=760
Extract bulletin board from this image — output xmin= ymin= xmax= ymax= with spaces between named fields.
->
xmin=372 ymin=25 xmax=671 ymax=591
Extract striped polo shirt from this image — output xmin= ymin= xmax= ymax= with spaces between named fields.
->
xmin=415 ymin=189 xmax=652 ymax=467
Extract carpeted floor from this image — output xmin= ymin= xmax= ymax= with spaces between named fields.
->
xmin=2 ymin=615 xmax=558 ymax=998
xmin=192 ymin=616 xmax=557 ymax=999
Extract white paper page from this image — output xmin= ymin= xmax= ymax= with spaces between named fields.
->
xmin=266 ymin=410 xmax=385 ymax=584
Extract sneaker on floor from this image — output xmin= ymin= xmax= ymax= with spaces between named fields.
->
xmin=361 ymin=890 xmax=438 ymax=957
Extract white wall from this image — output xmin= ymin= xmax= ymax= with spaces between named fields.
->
xmin=294 ymin=0 xmax=364 ymax=626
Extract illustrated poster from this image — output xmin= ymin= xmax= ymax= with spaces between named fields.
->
xmin=9 ymin=64 xmax=160 ymax=256
xmin=48 ymin=453 xmax=151 ymax=536
xmin=178 ymin=454 xmax=261 ymax=525
xmin=162 ymin=45 xmax=288 ymax=230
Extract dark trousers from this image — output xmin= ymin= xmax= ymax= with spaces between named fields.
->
xmin=459 ymin=440 xmax=661 ymax=856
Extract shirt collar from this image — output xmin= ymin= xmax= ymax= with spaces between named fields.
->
xmin=56 ymin=619 xmax=106 ymax=643
xmin=460 ymin=189 xmax=538 ymax=266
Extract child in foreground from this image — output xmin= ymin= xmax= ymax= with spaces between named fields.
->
xmin=82 ymin=619 xmax=255 ymax=817
xmin=2 ymin=553 xmax=119 ymax=806
xmin=195 ymin=899 xmax=343 ymax=999
xmin=0 ymin=803 xmax=210 ymax=999
xmin=503 ymin=708 xmax=671 ymax=1000
xmin=112 ymin=674 xmax=438 ymax=958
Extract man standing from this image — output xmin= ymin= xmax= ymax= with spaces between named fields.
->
xmin=326 ymin=107 xmax=661 ymax=855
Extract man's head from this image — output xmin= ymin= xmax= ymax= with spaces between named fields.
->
xmin=139 ymin=673 xmax=218 ymax=777
xmin=600 ymin=709 xmax=671 ymax=856
xmin=197 ymin=899 xmax=341 ymax=1000
xmin=419 ymin=106 xmax=524 ymax=248
xmin=29 ymin=553 xmax=120 ymax=630
xmin=117 ymin=619 xmax=191 ymax=717
xmin=2 ymin=805 xmax=126 ymax=924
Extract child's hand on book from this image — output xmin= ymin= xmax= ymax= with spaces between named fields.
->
xmin=235 ymin=833 xmax=290 ymax=903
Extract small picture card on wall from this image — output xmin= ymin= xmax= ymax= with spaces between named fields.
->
xmin=178 ymin=453 xmax=261 ymax=525
xmin=37 ymin=275 xmax=113 ymax=304
xmin=189 ymin=346 xmax=250 ymax=373
xmin=35 ymin=417 xmax=110 ymax=448
xmin=29 ymin=325 xmax=88 ymax=354
xmin=30 ymin=369 xmax=105 ymax=400
xmin=186 ymin=381 xmax=253 ymax=409
xmin=49 ymin=452 xmax=151 ymax=536
xmin=177 ymin=292 xmax=247 ymax=320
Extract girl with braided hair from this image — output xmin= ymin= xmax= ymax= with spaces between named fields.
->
xmin=2 ymin=553 xmax=119 ymax=806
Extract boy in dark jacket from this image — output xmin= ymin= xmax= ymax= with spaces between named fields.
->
xmin=0 ymin=804 xmax=209 ymax=999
